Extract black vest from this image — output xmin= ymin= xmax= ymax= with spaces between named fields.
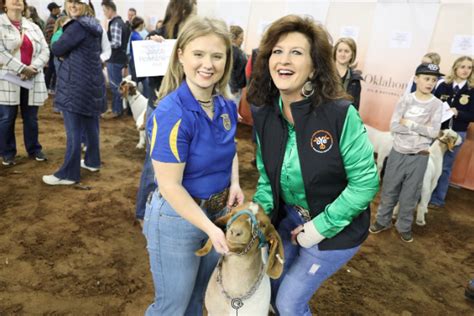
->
xmin=253 ymin=98 xmax=370 ymax=250
xmin=435 ymin=82 xmax=474 ymax=132
xmin=107 ymin=16 xmax=128 ymax=65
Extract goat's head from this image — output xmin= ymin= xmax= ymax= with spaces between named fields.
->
xmin=119 ymin=75 xmax=138 ymax=98
xmin=438 ymin=129 xmax=462 ymax=152
xmin=196 ymin=202 xmax=284 ymax=279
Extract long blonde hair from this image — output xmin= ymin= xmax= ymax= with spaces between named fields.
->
xmin=157 ymin=16 xmax=233 ymax=101
xmin=445 ymin=56 xmax=473 ymax=88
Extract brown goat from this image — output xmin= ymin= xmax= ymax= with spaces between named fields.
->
xmin=196 ymin=202 xmax=284 ymax=315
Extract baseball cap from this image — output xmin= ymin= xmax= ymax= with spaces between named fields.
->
xmin=47 ymin=2 xmax=61 ymax=11
xmin=415 ymin=63 xmax=444 ymax=77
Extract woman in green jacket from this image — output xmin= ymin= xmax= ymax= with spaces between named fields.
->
xmin=247 ymin=15 xmax=379 ymax=315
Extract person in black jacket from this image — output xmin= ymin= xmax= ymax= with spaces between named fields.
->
xmin=102 ymin=0 xmax=128 ymax=117
xmin=43 ymin=0 xmax=106 ymax=185
xmin=229 ymin=25 xmax=247 ymax=101
xmin=333 ymin=37 xmax=363 ymax=110
xmin=247 ymin=15 xmax=378 ymax=315
xmin=430 ymin=56 xmax=473 ymax=207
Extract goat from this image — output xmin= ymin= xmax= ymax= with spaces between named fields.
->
xmin=364 ymin=124 xmax=393 ymax=177
xmin=392 ymin=129 xmax=461 ymax=226
xmin=118 ymin=76 xmax=147 ymax=149
xmin=196 ymin=202 xmax=284 ymax=316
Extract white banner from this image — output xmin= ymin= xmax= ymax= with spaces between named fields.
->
xmin=132 ymin=39 xmax=176 ymax=78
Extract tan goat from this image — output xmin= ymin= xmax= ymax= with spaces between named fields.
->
xmin=196 ymin=202 xmax=284 ymax=316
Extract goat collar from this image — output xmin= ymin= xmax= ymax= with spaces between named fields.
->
xmin=226 ymin=209 xmax=267 ymax=251
xmin=437 ymin=134 xmax=459 ymax=151
xmin=216 ymin=256 xmax=266 ymax=313
xmin=128 ymin=93 xmax=141 ymax=103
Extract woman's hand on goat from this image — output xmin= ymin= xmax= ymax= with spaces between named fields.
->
xmin=227 ymin=183 xmax=244 ymax=208
xmin=208 ymin=225 xmax=229 ymax=254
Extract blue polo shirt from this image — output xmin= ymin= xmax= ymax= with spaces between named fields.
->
xmin=147 ymin=81 xmax=237 ymax=199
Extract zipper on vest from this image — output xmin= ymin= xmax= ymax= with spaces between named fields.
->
xmin=274 ymin=118 xmax=288 ymax=206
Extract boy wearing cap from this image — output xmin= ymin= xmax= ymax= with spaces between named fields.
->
xmin=369 ymin=63 xmax=443 ymax=242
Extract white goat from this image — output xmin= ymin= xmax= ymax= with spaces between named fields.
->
xmin=119 ymin=76 xmax=147 ymax=149
xmin=365 ymin=124 xmax=393 ymax=176
xmin=392 ymin=129 xmax=461 ymax=225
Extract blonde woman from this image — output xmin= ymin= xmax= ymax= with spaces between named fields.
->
xmin=430 ymin=56 xmax=473 ymax=207
xmin=333 ymin=37 xmax=362 ymax=109
xmin=0 ymin=0 xmax=49 ymax=166
xmin=143 ymin=16 xmax=243 ymax=315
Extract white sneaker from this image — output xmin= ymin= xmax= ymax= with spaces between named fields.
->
xmin=42 ymin=175 xmax=75 ymax=185
xmin=81 ymin=159 xmax=100 ymax=172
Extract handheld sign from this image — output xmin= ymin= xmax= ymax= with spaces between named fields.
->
xmin=132 ymin=39 xmax=177 ymax=78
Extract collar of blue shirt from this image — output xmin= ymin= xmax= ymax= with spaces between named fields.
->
xmin=177 ymin=81 xmax=225 ymax=115
xmin=453 ymin=80 xmax=467 ymax=91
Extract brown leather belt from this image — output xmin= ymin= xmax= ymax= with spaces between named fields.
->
xmin=407 ymin=150 xmax=430 ymax=156
xmin=193 ymin=187 xmax=230 ymax=213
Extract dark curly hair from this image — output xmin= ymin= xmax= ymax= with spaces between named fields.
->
xmin=247 ymin=15 xmax=347 ymax=108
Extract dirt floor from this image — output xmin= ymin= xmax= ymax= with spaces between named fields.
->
xmin=1 ymin=96 xmax=473 ymax=315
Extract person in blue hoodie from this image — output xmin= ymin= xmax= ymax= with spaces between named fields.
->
xmin=42 ymin=0 xmax=106 ymax=185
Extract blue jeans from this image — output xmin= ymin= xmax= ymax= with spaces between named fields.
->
xmin=54 ymin=111 xmax=100 ymax=182
xmin=135 ymin=106 xmax=157 ymax=220
xmin=272 ymin=205 xmax=360 ymax=316
xmin=0 ymin=88 xmax=42 ymax=159
xmin=106 ymin=63 xmax=124 ymax=115
xmin=142 ymin=190 xmax=226 ymax=316
xmin=430 ymin=131 xmax=466 ymax=206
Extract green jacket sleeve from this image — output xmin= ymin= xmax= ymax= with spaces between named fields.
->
xmin=252 ymin=135 xmax=274 ymax=215
xmin=313 ymin=106 xmax=379 ymax=238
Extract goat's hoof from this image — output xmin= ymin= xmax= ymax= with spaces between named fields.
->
xmin=136 ymin=144 xmax=144 ymax=149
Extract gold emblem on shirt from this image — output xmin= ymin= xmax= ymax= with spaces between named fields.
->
xmin=221 ymin=114 xmax=231 ymax=131
xmin=459 ymin=94 xmax=469 ymax=105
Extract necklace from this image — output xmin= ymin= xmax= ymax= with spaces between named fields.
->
xmin=198 ymin=99 xmax=214 ymax=110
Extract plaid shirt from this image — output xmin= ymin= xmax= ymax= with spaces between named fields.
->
xmin=0 ymin=15 xmax=49 ymax=106
xmin=109 ymin=19 xmax=122 ymax=49
xmin=44 ymin=15 xmax=57 ymax=44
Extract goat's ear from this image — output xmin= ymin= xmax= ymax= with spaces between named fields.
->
xmin=266 ymin=224 xmax=284 ymax=279
xmin=438 ymin=130 xmax=444 ymax=138
xmin=195 ymin=239 xmax=213 ymax=256
xmin=128 ymin=84 xmax=137 ymax=96
xmin=213 ymin=210 xmax=234 ymax=229
xmin=121 ymin=83 xmax=129 ymax=97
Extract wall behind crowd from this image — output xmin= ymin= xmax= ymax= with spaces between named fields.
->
xmin=30 ymin=0 xmax=474 ymax=188
xmin=31 ymin=0 xmax=473 ymax=127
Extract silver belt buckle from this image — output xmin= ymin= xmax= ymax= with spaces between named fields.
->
xmin=294 ymin=205 xmax=311 ymax=222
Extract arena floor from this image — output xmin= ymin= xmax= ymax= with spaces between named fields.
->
xmin=1 ymin=97 xmax=473 ymax=314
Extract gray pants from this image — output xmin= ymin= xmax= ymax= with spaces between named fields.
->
xmin=376 ymin=149 xmax=429 ymax=233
